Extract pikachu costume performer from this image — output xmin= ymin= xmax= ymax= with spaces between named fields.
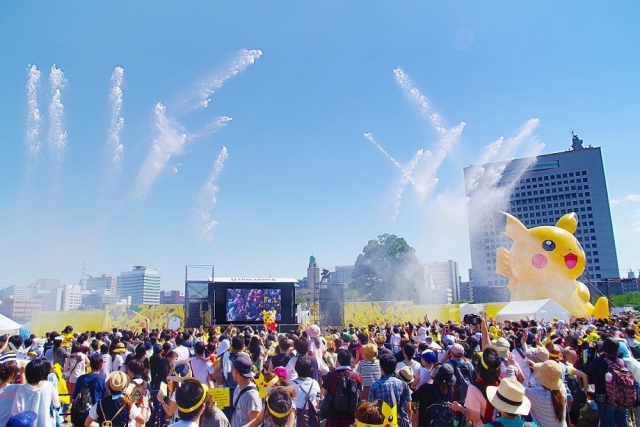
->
xmin=262 ymin=309 xmax=277 ymax=332
xmin=496 ymin=212 xmax=609 ymax=319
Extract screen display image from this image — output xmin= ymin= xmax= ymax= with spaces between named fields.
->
xmin=226 ymin=288 xmax=282 ymax=322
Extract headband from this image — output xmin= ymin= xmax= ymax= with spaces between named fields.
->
xmin=176 ymin=381 xmax=209 ymax=413
xmin=267 ymin=402 xmax=291 ymax=419
xmin=479 ymin=353 xmax=501 ymax=371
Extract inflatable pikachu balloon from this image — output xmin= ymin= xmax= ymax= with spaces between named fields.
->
xmin=496 ymin=212 xmax=609 ymax=318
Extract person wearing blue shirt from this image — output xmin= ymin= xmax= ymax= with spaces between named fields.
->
xmin=72 ymin=354 xmax=106 ymax=403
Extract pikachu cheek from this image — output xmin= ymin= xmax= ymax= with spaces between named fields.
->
xmin=531 ymin=254 xmax=548 ymax=269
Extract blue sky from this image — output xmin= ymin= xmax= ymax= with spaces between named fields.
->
xmin=1 ymin=2 xmax=639 ymax=290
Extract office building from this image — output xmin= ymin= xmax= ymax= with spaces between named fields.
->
xmin=117 ymin=266 xmax=161 ymax=305
xmin=424 ymin=260 xmax=459 ymax=304
xmin=0 ymin=285 xmax=31 ymax=300
xmin=0 ymin=297 xmax=42 ymax=322
xmin=62 ymin=284 xmax=89 ymax=311
xmin=307 ymin=256 xmax=320 ymax=290
xmin=464 ymin=134 xmax=619 ymax=302
xmin=459 ymin=277 xmax=473 ymax=302
xmin=87 ymin=274 xmax=117 ymax=294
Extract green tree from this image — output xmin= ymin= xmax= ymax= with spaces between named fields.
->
xmin=611 ymin=292 xmax=640 ymax=310
xmin=350 ymin=233 xmax=425 ymax=302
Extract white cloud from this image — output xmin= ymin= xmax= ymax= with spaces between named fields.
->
xmin=611 ymin=194 xmax=640 ymax=204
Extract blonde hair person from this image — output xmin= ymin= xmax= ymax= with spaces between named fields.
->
xmin=524 ymin=361 xmax=567 ymax=427
xmin=355 ymin=343 xmax=381 ymax=401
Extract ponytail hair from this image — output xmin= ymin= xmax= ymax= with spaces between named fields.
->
xmin=550 ymin=389 xmax=565 ymax=422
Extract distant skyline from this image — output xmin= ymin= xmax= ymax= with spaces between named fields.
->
xmin=1 ymin=2 xmax=639 ymax=291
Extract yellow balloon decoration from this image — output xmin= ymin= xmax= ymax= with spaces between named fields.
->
xmin=592 ymin=297 xmax=610 ymax=319
xmin=496 ymin=212 xmax=607 ymax=318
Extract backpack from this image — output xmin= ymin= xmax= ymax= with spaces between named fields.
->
xmin=70 ymin=375 xmax=100 ymax=427
xmin=97 ymin=398 xmax=128 ymax=427
xmin=605 ymin=358 xmax=637 ymax=408
xmin=331 ymin=371 xmax=361 ymax=414
xmin=427 ymin=386 xmax=461 ymax=427
xmin=450 ymin=361 xmax=474 ymax=403
xmin=576 ymin=402 xmax=599 ymax=427
xmin=295 ymin=381 xmax=320 ymax=427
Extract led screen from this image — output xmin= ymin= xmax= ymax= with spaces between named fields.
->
xmin=226 ymin=288 xmax=282 ymax=322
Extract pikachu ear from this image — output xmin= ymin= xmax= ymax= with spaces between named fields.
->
xmin=502 ymin=212 xmax=528 ymax=240
xmin=556 ymin=212 xmax=578 ymax=234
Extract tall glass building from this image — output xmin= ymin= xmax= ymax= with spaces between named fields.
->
xmin=464 ymin=135 xmax=619 ymax=303
xmin=117 ymin=266 xmax=161 ymax=305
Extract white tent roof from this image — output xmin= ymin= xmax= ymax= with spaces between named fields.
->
xmin=0 ymin=313 xmax=21 ymax=335
xmin=497 ymin=299 xmax=569 ymax=322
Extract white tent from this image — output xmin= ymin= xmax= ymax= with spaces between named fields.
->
xmin=459 ymin=303 xmax=485 ymax=322
xmin=496 ymin=299 xmax=569 ymax=323
xmin=0 ymin=313 xmax=21 ymax=335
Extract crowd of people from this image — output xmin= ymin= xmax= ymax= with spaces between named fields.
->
xmin=226 ymin=289 xmax=282 ymax=322
xmin=2 ymin=311 xmax=640 ymax=427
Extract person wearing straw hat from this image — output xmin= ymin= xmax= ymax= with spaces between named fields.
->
xmin=84 ymin=371 xmax=149 ymax=427
xmin=483 ymin=378 xmax=536 ymax=427
xmin=523 ymin=361 xmax=567 ymax=427
xmin=355 ymin=343 xmax=381 ymax=401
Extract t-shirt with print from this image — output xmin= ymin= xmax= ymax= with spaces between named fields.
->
xmin=231 ymin=385 xmax=261 ymax=427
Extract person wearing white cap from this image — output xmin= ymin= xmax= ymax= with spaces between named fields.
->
xmin=483 ymin=378 xmax=535 ymax=427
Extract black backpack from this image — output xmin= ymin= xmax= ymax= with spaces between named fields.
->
xmin=451 ymin=362 xmax=474 ymax=404
xmin=427 ymin=388 xmax=461 ymax=427
xmin=70 ymin=375 xmax=100 ymax=427
xmin=331 ymin=371 xmax=361 ymax=414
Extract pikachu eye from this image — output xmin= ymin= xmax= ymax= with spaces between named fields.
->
xmin=388 ymin=415 xmax=394 ymax=422
xmin=542 ymin=240 xmax=556 ymax=251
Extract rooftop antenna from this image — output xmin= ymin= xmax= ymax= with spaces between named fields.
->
xmin=571 ymin=131 xmax=584 ymax=151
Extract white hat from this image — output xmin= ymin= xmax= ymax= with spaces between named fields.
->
xmin=486 ymin=378 xmax=531 ymax=415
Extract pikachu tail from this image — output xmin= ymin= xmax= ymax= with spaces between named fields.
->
xmin=592 ymin=297 xmax=610 ymax=319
